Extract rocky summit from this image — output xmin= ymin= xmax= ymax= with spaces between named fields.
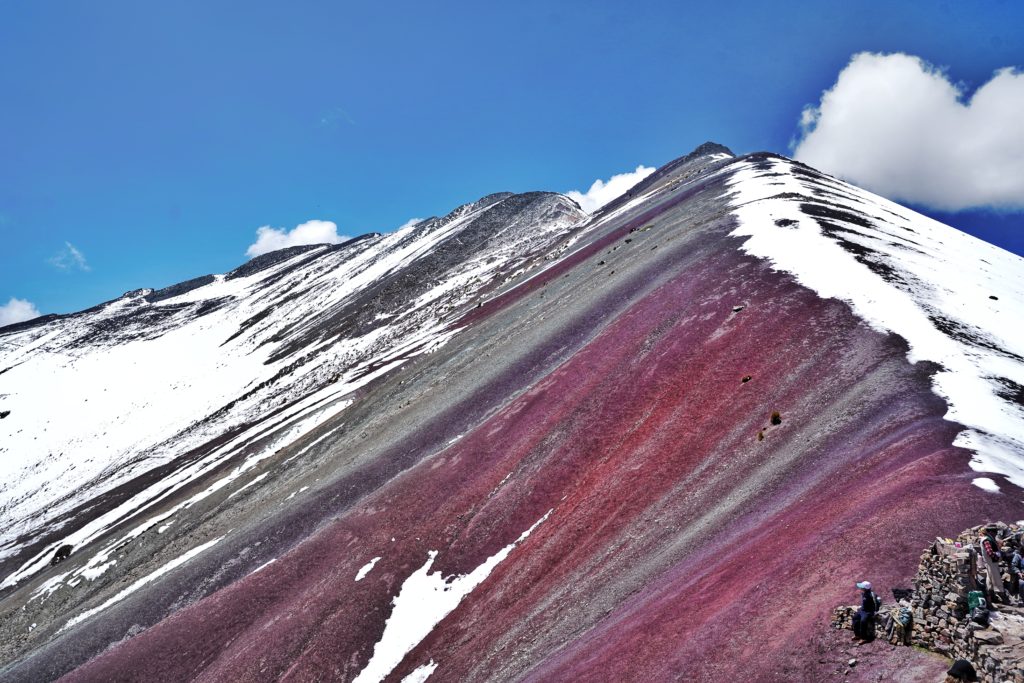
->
xmin=1 ymin=143 xmax=1023 ymax=682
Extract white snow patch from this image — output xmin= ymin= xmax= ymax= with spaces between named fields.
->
xmin=355 ymin=556 xmax=381 ymax=582
xmin=973 ymin=477 xmax=1001 ymax=492
xmin=29 ymin=573 xmax=68 ymax=601
xmin=61 ymin=536 xmax=223 ymax=632
xmin=401 ymin=661 xmax=438 ymax=683
xmin=79 ymin=559 xmax=116 ymax=581
xmin=352 ymin=510 xmax=552 ymax=683
xmin=728 ymin=156 xmax=1024 ymax=488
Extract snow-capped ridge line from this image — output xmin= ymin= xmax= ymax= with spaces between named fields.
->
xmin=0 ymin=190 xmax=587 ymax=593
xmin=727 ymin=153 xmax=1024 ymax=489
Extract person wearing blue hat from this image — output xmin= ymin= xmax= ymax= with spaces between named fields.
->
xmin=852 ymin=580 xmax=880 ymax=641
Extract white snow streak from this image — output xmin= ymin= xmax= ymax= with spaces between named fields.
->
xmin=400 ymin=661 xmax=438 ymax=683
xmin=61 ymin=535 xmax=223 ymax=632
xmin=249 ymin=558 xmax=277 ymax=576
xmin=227 ymin=472 xmax=269 ymax=499
xmin=352 ymin=510 xmax=552 ymax=683
xmin=355 ymin=557 xmax=381 ymax=582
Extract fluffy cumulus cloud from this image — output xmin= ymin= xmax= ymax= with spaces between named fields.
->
xmin=794 ymin=52 xmax=1024 ymax=211
xmin=48 ymin=241 xmax=90 ymax=271
xmin=566 ymin=165 xmax=656 ymax=213
xmin=246 ymin=219 xmax=350 ymax=258
xmin=0 ymin=297 xmax=41 ymax=327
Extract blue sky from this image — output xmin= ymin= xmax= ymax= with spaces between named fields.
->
xmin=1 ymin=1 xmax=1022 ymax=317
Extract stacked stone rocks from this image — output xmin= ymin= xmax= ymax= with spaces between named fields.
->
xmin=830 ymin=605 xmax=856 ymax=630
xmin=954 ymin=614 xmax=1024 ymax=683
xmin=832 ymin=523 xmax=1024 ymax=683
xmin=911 ymin=526 xmax=1024 ymax=682
xmin=910 ymin=537 xmax=974 ymax=653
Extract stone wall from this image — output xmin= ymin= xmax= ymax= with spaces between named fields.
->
xmin=910 ymin=537 xmax=974 ymax=654
xmin=833 ymin=523 xmax=1023 ymax=683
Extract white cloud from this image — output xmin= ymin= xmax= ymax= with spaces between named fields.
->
xmin=394 ymin=218 xmax=425 ymax=233
xmin=566 ymin=165 xmax=656 ymax=213
xmin=794 ymin=52 xmax=1024 ymax=211
xmin=245 ymin=219 xmax=350 ymax=258
xmin=0 ymin=297 xmax=41 ymax=327
xmin=48 ymin=242 xmax=90 ymax=271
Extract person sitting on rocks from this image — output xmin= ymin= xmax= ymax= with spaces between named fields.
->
xmin=852 ymin=580 xmax=880 ymax=642
xmin=944 ymin=658 xmax=978 ymax=682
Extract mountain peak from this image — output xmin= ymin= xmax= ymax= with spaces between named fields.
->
xmin=589 ymin=141 xmax=735 ymax=218
xmin=686 ymin=141 xmax=734 ymax=159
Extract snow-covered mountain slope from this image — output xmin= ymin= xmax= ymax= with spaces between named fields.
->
xmin=728 ymin=154 xmax=1024 ymax=489
xmin=0 ymin=144 xmax=1022 ymax=683
xmin=0 ymin=191 xmax=585 ymax=588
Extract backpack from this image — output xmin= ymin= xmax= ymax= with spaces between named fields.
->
xmin=871 ymin=591 xmax=881 ymax=612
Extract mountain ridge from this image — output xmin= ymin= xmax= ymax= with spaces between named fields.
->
xmin=1 ymin=142 xmax=1021 ymax=682
xmin=0 ymin=143 xmax=741 ymax=334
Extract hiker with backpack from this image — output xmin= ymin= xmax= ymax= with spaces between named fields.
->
xmin=852 ymin=580 xmax=880 ymax=641
xmin=980 ymin=525 xmax=1001 ymax=560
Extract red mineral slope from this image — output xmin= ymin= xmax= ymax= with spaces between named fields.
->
xmin=56 ymin=160 xmax=1024 ymax=682
xmin=0 ymin=148 xmax=1009 ymax=683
